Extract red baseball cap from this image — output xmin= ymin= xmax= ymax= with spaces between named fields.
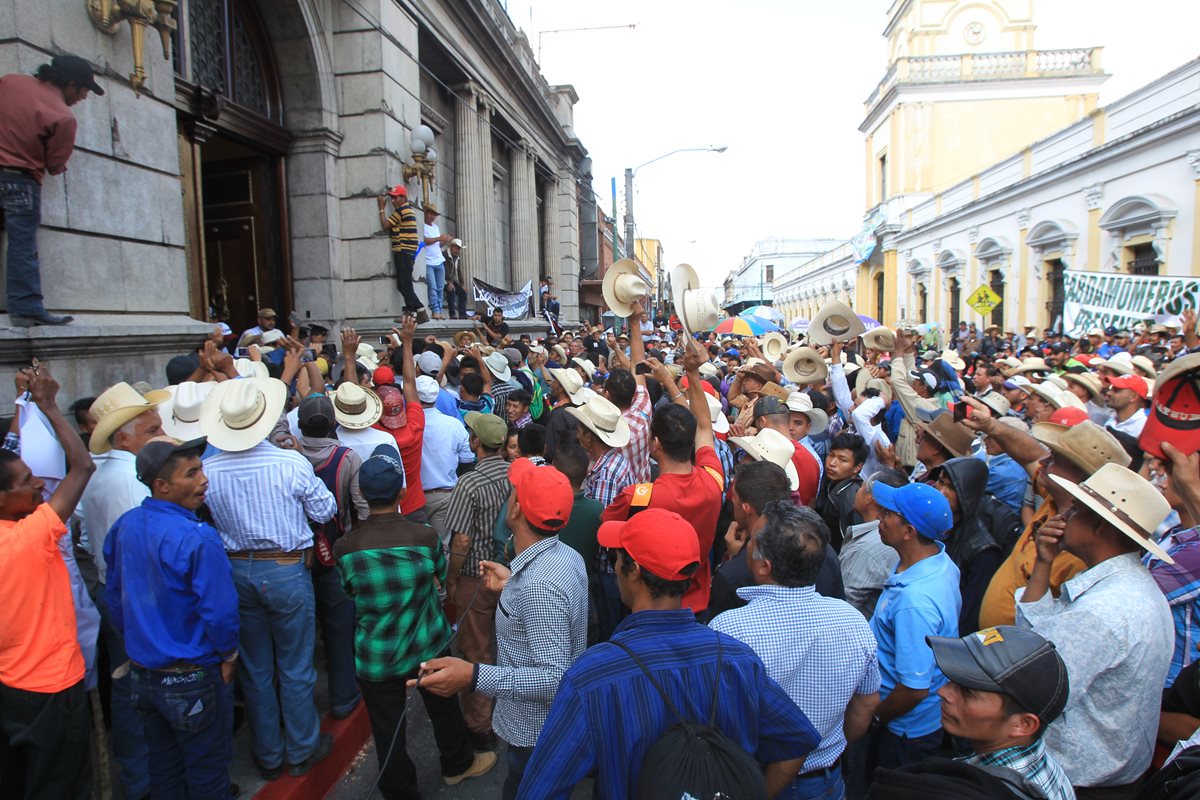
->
xmin=1048 ymin=407 xmax=1088 ymax=427
xmin=1107 ymin=374 xmax=1149 ymax=400
xmin=509 ymin=458 xmax=572 ymax=530
xmin=1140 ymin=353 xmax=1200 ymax=460
xmin=680 ymin=376 xmax=718 ymax=398
xmin=387 ymin=184 xmax=407 ymax=197
xmin=1074 ymin=353 xmax=1097 ymax=366
xmin=598 ymin=508 xmax=700 ymax=581
xmin=376 ymin=384 xmax=405 ymax=429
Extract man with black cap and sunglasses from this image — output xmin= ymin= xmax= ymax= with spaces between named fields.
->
xmin=0 ymin=54 xmax=104 ymax=326
xmin=103 ymin=436 xmax=241 ymax=799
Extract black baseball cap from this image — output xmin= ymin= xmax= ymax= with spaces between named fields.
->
xmin=298 ymin=394 xmax=335 ymax=429
xmin=51 ymin=55 xmax=105 ymax=95
xmin=754 ymin=396 xmax=788 ymax=419
xmin=135 ymin=437 xmax=207 ymax=487
xmin=358 ymin=444 xmax=407 ymax=502
xmin=927 ymin=626 xmax=1069 ymax=725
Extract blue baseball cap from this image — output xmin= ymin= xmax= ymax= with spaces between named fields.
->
xmin=872 ymin=481 xmax=952 ymax=541
xmin=358 ymin=444 xmax=407 ymax=503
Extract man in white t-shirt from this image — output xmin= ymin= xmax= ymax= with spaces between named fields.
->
xmin=423 ymin=204 xmax=450 ymax=320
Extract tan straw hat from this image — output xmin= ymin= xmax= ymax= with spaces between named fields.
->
xmin=1048 ymin=463 xmax=1173 ymax=563
xmin=199 ymin=378 xmax=288 ymax=452
xmin=861 ymin=326 xmax=896 ymax=352
xmin=90 ymin=382 xmax=162 ymax=455
xmin=678 ymin=288 xmax=720 ymax=337
xmin=760 ymin=332 xmax=788 ymax=362
xmin=808 ymin=301 xmax=867 ymax=346
xmin=602 ymin=259 xmax=650 ymax=318
xmin=158 ymin=381 xmax=217 ymax=442
xmin=566 ymin=395 xmax=631 ymax=448
xmin=548 ymin=367 xmax=586 ymax=404
xmin=728 ymin=428 xmax=800 ymax=491
xmin=332 ymin=383 xmax=383 ymax=430
xmin=916 ymin=409 xmax=976 ymax=458
xmin=785 ymin=392 xmax=829 ymax=435
xmin=1031 ymin=420 xmax=1130 ymax=474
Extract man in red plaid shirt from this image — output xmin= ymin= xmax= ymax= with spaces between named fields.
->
xmin=606 ymin=300 xmax=655 ymax=483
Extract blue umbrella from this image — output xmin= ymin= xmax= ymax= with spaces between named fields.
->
xmin=712 ymin=314 xmax=783 ymax=335
xmin=740 ymin=305 xmax=784 ymax=323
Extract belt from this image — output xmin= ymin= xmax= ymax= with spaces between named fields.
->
xmin=226 ymin=548 xmax=310 ymax=562
xmin=425 ymin=487 xmax=453 ymax=493
xmin=0 ymin=167 xmax=32 ymax=177
xmin=795 ymin=764 xmax=839 ymax=781
xmin=132 ymin=661 xmax=207 ymax=674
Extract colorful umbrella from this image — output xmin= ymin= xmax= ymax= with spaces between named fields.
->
xmin=857 ymin=314 xmax=882 ymax=329
xmin=739 ymin=305 xmax=784 ymax=323
xmin=712 ymin=315 xmax=782 ymax=336
xmin=790 ymin=318 xmax=810 ymax=333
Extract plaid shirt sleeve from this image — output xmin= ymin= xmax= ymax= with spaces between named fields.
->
xmin=475 ymin=582 xmax=580 ymax=703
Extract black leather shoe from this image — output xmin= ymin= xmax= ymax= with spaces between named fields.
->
xmin=10 ymin=313 xmax=73 ymax=327
xmin=288 ymin=732 xmax=333 ymax=777
xmin=252 ymin=759 xmax=282 ymax=781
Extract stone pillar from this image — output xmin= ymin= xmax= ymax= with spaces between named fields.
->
xmin=454 ymin=82 xmax=485 ymax=295
xmin=478 ymin=94 xmax=497 ymax=287
xmin=541 ymin=174 xmax=560 ymax=305
xmin=510 ymin=142 xmax=540 ymax=297
xmin=557 ymin=170 xmax=581 ymax=324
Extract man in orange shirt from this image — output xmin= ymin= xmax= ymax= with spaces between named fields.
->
xmin=603 ymin=339 xmax=724 ymax=615
xmin=0 ymin=363 xmax=97 ymax=798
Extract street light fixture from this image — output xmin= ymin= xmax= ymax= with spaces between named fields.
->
xmin=623 ymin=146 xmax=726 ymax=315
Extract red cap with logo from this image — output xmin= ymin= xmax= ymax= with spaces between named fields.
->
xmin=376 ymin=384 xmax=405 ymax=429
xmin=387 ymin=184 xmax=407 ymax=197
xmin=1048 ymin=407 xmax=1088 ymax=427
xmin=597 ymin=508 xmax=700 ymax=581
xmin=1140 ymin=353 xmax=1200 ymax=459
xmin=1107 ymin=374 xmax=1150 ymax=400
xmin=508 ymin=458 xmax=573 ymax=530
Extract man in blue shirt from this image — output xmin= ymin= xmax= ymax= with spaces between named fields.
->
xmin=104 ymin=437 xmax=240 ymax=799
xmin=516 ymin=507 xmax=820 ymax=799
xmin=866 ymin=481 xmax=961 ymax=775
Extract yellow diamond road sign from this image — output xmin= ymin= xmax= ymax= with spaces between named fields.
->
xmin=967 ymin=284 xmax=1002 ymax=317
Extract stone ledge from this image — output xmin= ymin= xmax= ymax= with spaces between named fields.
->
xmin=0 ymin=314 xmax=214 ymax=362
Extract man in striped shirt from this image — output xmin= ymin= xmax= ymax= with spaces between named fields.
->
xmin=377 ymin=185 xmax=426 ymax=320
xmin=444 ymin=411 xmax=512 ymax=751
xmin=605 ymin=300 xmax=653 ymax=483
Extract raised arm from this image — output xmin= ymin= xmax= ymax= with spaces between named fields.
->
xmin=683 ymin=339 xmax=714 ymax=452
xmin=397 ymin=318 xmax=418 ymax=405
xmin=30 ymin=365 xmax=97 ymax=523
xmin=341 ymin=327 xmax=361 ymax=386
xmin=628 ymin=300 xmax=649 ymax=383
xmin=377 ymin=195 xmax=391 ymax=232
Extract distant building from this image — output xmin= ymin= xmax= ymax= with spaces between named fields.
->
xmin=724 ymin=238 xmax=842 ymax=316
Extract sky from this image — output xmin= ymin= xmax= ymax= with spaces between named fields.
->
xmin=501 ymin=0 xmax=1199 ymax=288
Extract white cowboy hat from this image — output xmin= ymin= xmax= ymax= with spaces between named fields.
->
xmin=785 ymin=392 xmax=829 ymax=435
xmin=566 ymin=395 xmax=631 ymax=448
xmin=1131 ymin=354 xmax=1158 ymax=380
xmin=571 ymin=356 xmax=598 ymax=377
xmin=760 ymin=332 xmax=788 ymax=362
xmin=861 ymin=326 xmax=896 ymax=352
xmin=602 ymin=258 xmax=650 ymax=317
xmin=1011 ymin=357 xmax=1051 ymax=375
xmin=940 ymin=349 xmax=966 ymax=372
xmin=1028 ymin=382 xmax=1085 ymax=411
xmin=89 ymin=382 xmax=163 ymax=455
xmin=1063 ymin=371 xmax=1104 ymax=402
xmin=678 ymin=288 xmax=720 ymax=337
xmin=233 ymin=358 xmax=269 ymax=380
xmin=782 ymin=346 xmax=828 ymax=385
xmin=808 ymin=301 xmax=867 ymax=345
xmin=729 ymin=428 xmax=799 ymax=491
xmin=1048 ymin=463 xmax=1173 ymax=563
xmin=332 ymin=382 xmax=383 ymax=430
xmin=671 ymin=263 xmax=700 ymax=296
xmin=1093 ymin=353 xmax=1135 ymax=376
xmin=698 ymin=361 xmax=721 ymax=379
xmin=977 ymin=392 xmax=1012 ymax=418
xmin=158 ymin=381 xmax=217 ymax=441
xmin=199 ymin=377 xmax=288 ymax=452
xmin=356 ymin=343 xmax=381 ymax=371
xmin=548 ymin=367 xmax=587 ymax=404
xmin=483 ymin=352 xmax=513 ymax=382
xmin=1041 ymin=374 xmax=1069 ymax=391
xmin=705 ymin=393 xmax=731 ymax=435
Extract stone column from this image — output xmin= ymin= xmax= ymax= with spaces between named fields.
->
xmin=541 ymin=174 xmax=560 ymax=304
xmin=477 ymin=94 xmax=497 ymax=287
xmin=454 ymin=82 xmax=485 ymax=295
xmin=510 ymin=142 xmax=540 ymax=298
xmin=556 ymin=170 xmax=581 ymax=323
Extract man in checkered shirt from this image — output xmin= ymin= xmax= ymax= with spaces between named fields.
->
xmin=334 ymin=445 xmax=496 ymax=796
xmin=606 ymin=299 xmax=654 ymax=483
xmin=416 ymin=458 xmax=588 ymax=800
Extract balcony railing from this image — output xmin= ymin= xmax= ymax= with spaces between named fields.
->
xmin=865 ymin=47 xmax=1103 ymax=109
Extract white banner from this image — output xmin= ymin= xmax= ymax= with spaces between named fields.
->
xmin=472 ymin=278 xmax=533 ymax=320
xmin=1062 ymin=269 xmax=1192 ymax=336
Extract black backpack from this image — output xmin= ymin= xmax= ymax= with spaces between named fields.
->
xmin=611 ymin=633 xmax=767 ymax=800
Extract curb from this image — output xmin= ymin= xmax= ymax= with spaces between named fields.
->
xmin=252 ymin=705 xmax=372 ymax=800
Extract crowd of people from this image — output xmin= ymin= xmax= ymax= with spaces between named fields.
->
xmin=6 ymin=289 xmax=1200 ymax=800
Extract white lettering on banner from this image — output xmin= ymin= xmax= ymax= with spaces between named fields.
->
xmin=472 ymin=279 xmax=533 ymax=320
xmin=1063 ymin=269 xmax=1198 ymax=335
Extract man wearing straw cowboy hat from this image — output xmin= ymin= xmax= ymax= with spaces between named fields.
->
xmin=200 ymin=376 xmax=338 ymax=780
xmin=1016 ymin=463 xmax=1174 ymax=795
xmin=79 ymin=381 xmax=168 ymax=800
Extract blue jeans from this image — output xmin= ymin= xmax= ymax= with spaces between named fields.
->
xmin=130 ymin=666 xmax=233 ymax=800
xmin=0 ymin=172 xmax=46 ymax=316
xmin=780 ymin=765 xmax=845 ymax=800
xmin=94 ymin=587 xmax=152 ymax=799
xmin=502 ymin=745 xmax=534 ymax=800
xmin=231 ymin=559 xmax=321 ymax=769
xmin=426 ymin=261 xmax=445 ymax=314
xmin=312 ymin=566 xmax=361 ymax=716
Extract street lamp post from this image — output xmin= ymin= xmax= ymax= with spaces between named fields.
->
xmin=623 ymin=146 xmax=727 ymax=309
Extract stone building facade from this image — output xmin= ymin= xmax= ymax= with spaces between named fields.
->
xmin=0 ymin=0 xmax=590 ymax=402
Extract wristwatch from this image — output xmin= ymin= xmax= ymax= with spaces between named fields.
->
xmin=869 ymin=715 xmax=883 ymax=731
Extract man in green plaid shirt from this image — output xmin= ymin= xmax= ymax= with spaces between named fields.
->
xmin=335 ymin=444 xmax=496 ymax=796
